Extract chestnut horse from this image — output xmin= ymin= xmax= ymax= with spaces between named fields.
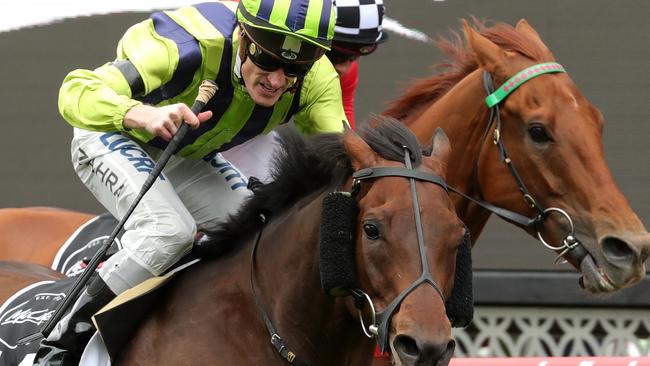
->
xmin=1 ymin=19 xmax=648 ymax=294
xmin=0 ymin=120 xmax=468 ymax=366
xmin=381 ymin=19 xmax=650 ymax=293
xmin=0 ymin=207 xmax=94 ymax=267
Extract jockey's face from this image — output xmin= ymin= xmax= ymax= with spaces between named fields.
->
xmin=241 ymin=57 xmax=296 ymax=107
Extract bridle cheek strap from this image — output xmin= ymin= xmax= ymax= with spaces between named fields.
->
xmin=481 ymin=63 xmax=587 ymax=265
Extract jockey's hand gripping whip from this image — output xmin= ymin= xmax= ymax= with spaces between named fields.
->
xmin=18 ymin=80 xmax=219 ymax=346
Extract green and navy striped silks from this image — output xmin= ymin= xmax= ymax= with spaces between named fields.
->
xmin=58 ymin=1 xmax=347 ymax=160
xmin=143 ymin=2 xmax=239 ymax=155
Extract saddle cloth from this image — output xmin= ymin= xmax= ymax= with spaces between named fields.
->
xmin=0 ymin=258 xmax=199 ymax=365
xmin=51 ymin=212 xmax=124 ymax=277
xmin=0 ymin=278 xmax=74 ymax=366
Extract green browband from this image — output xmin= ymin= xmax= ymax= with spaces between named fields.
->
xmin=485 ymin=62 xmax=566 ymax=108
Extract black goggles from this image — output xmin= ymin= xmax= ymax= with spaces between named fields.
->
xmin=327 ymin=42 xmax=378 ymax=64
xmin=243 ymin=36 xmax=314 ymax=78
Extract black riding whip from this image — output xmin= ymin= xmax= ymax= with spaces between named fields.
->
xmin=18 ymin=79 xmax=219 ymax=346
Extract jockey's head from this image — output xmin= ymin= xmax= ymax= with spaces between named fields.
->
xmin=327 ymin=0 xmax=388 ymax=75
xmin=237 ymin=0 xmax=335 ymax=105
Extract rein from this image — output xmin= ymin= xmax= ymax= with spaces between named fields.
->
xmin=248 ymin=148 xmax=451 ymax=363
xmin=249 ymin=213 xmax=308 ymax=366
xmin=449 ymin=62 xmax=587 ymax=265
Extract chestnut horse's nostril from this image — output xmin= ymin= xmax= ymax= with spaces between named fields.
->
xmin=393 ymin=335 xmax=456 ymax=365
xmin=602 ymin=236 xmax=637 ymax=264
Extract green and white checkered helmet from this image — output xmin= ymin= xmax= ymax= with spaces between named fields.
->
xmin=237 ymin=0 xmax=335 ymax=63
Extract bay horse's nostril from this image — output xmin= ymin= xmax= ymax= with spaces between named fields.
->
xmin=394 ymin=335 xmax=419 ymax=362
xmin=601 ymin=236 xmax=638 ymax=264
xmin=393 ymin=335 xmax=456 ymax=365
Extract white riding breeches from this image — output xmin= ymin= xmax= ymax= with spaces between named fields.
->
xmin=221 ymin=130 xmax=282 ymax=184
xmin=71 ymin=128 xmax=251 ymax=294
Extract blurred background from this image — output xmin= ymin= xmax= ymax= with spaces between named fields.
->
xmin=1 ymin=0 xmax=648 ymax=271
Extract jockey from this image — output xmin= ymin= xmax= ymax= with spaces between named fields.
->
xmin=34 ymin=0 xmax=344 ymax=364
xmin=327 ymin=0 xmax=387 ymax=128
xmin=221 ymin=0 xmax=387 ymax=181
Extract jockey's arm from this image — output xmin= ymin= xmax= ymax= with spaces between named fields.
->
xmin=57 ymin=19 xmax=180 ymax=134
xmin=58 ymin=66 xmax=143 ymax=132
xmin=292 ymin=57 xmax=349 ymax=135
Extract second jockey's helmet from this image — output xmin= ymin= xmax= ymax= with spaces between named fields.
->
xmin=333 ymin=0 xmax=387 ymax=45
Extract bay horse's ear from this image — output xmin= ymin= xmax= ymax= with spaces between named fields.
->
xmin=515 ymin=19 xmax=556 ymax=61
xmin=429 ymin=128 xmax=451 ymax=174
xmin=462 ymin=19 xmax=509 ymax=79
xmin=344 ymin=130 xmax=379 ymax=171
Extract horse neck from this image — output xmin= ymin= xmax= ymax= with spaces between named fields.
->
xmin=404 ymin=69 xmax=494 ymax=239
xmin=255 ymin=191 xmax=374 ymax=365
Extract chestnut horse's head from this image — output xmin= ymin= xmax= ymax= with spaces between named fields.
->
xmin=341 ymin=121 xmax=467 ymax=365
xmin=462 ymin=19 xmax=650 ymax=292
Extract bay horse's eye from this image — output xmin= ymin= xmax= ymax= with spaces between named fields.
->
xmin=363 ymin=222 xmax=381 ymax=240
xmin=528 ymin=124 xmax=552 ymax=143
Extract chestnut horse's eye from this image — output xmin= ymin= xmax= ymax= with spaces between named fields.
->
xmin=528 ymin=124 xmax=552 ymax=143
xmin=363 ymin=223 xmax=381 ymax=240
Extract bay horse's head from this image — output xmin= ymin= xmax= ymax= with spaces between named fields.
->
xmin=335 ymin=120 xmax=467 ymax=365
xmin=199 ymin=118 xmax=469 ymax=365
xmin=462 ymin=19 xmax=650 ymax=292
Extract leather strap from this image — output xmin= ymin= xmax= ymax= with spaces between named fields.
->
xmin=250 ymin=214 xmax=310 ymax=366
xmin=353 ymin=167 xmax=448 ymax=192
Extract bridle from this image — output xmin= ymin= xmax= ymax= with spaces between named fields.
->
xmin=449 ymin=62 xmax=588 ymax=266
xmin=249 ymin=147 xmax=452 ymax=363
xmin=349 ymin=149 xmax=451 ymax=353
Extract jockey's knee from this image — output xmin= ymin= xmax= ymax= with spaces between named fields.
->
xmin=156 ymin=218 xmax=197 ymax=253
xmin=132 ymin=213 xmax=196 ymax=275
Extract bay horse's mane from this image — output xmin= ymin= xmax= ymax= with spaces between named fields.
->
xmin=200 ymin=116 xmax=423 ymax=258
xmin=383 ymin=19 xmax=548 ymax=120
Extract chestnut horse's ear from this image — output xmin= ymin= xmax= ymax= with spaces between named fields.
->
xmin=462 ymin=19 xmax=509 ymax=79
xmin=515 ymin=19 xmax=556 ymax=61
xmin=343 ymin=130 xmax=379 ymax=171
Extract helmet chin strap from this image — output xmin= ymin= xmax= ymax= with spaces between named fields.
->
xmin=236 ymin=28 xmax=248 ymax=86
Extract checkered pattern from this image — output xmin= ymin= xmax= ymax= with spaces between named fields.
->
xmin=334 ymin=0 xmax=386 ymax=44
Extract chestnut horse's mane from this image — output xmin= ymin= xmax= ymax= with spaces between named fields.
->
xmin=383 ymin=19 xmax=548 ymax=121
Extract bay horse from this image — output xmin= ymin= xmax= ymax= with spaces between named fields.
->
xmin=381 ymin=19 xmax=650 ymax=293
xmin=0 ymin=119 xmax=469 ymax=366
xmin=2 ymin=19 xmax=648 ymax=294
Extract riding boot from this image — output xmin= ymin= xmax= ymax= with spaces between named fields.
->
xmin=33 ymin=276 xmax=116 ymax=366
